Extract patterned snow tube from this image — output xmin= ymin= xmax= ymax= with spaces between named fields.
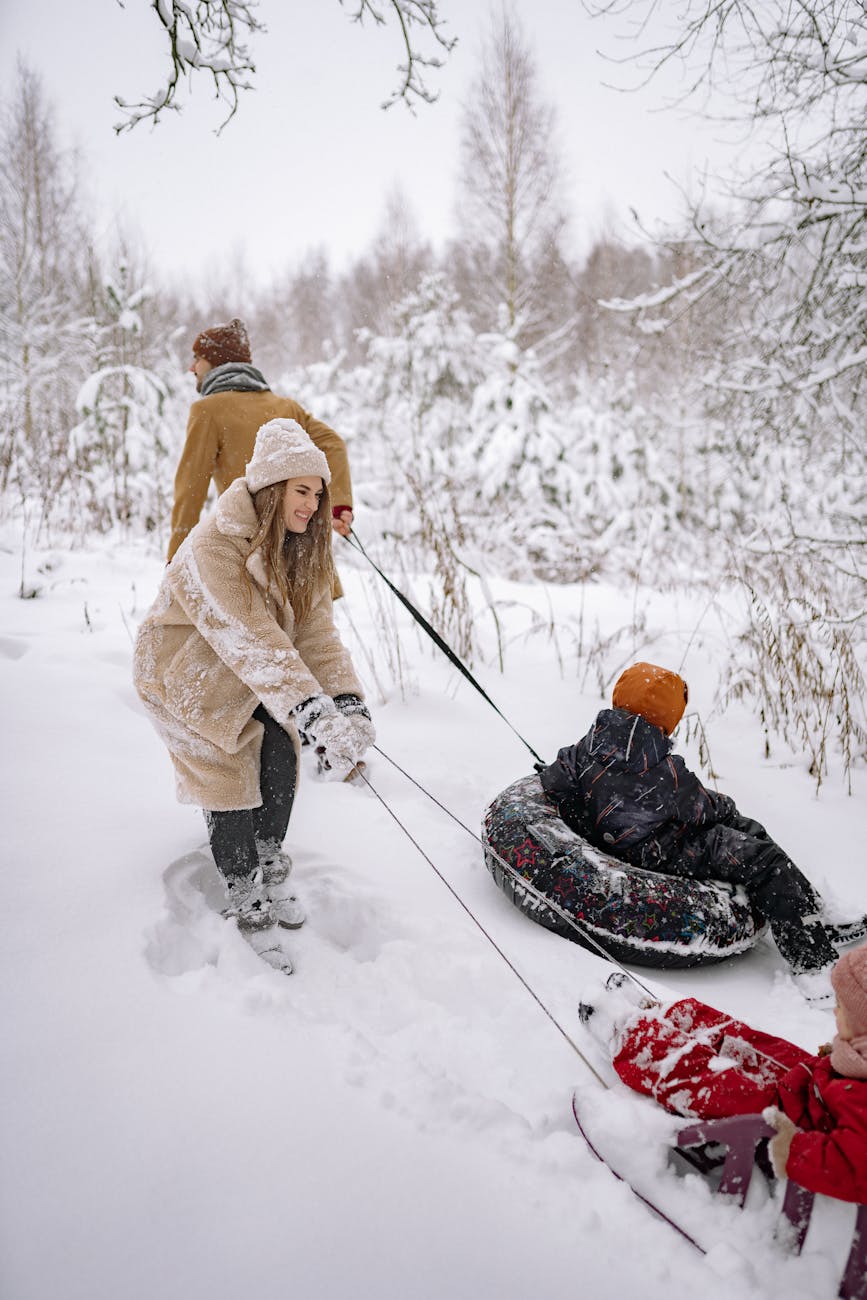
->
xmin=482 ymin=774 xmax=763 ymax=969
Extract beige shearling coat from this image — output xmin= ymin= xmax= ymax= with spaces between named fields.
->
xmin=135 ymin=478 xmax=363 ymax=809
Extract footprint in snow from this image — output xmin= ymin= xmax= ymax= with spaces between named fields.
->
xmin=299 ymin=859 xmax=415 ymax=961
xmin=143 ymin=847 xmax=229 ymax=978
xmin=143 ymin=845 xmax=411 ymax=980
xmin=0 ymin=636 xmax=29 ymax=660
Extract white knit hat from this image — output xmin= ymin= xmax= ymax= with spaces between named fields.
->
xmin=245 ymin=418 xmax=331 ymax=492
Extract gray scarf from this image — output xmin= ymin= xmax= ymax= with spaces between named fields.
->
xmin=200 ymin=362 xmax=270 ymax=397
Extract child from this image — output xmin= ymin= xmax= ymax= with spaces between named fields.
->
xmin=578 ymin=945 xmax=867 ymax=1204
xmin=539 ymin=662 xmax=863 ymax=995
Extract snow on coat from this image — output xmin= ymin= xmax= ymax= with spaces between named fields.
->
xmin=613 ymin=998 xmax=867 ymax=1204
xmin=613 ymin=997 xmax=811 ymax=1118
xmin=134 ymin=478 xmax=363 ymax=809
xmin=538 ymin=708 xmax=734 ymax=869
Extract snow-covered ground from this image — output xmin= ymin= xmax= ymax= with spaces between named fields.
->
xmin=2 ymin=525 xmax=864 ymax=1300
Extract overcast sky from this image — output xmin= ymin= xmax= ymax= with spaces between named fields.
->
xmin=1 ymin=1 xmax=750 ymax=288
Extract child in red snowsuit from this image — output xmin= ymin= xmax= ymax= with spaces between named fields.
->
xmin=592 ymin=946 xmax=867 ymax=1204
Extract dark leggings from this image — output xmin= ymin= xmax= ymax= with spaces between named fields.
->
xmin=204 ymin=705 xmax=297 ymax=882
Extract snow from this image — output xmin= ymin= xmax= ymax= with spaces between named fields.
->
xmin=1 ymin=524 xmax=865 ymax=1300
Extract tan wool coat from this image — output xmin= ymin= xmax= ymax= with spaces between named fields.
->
xmin=135 ymin=479 xmax=363 ymax=809
xmin=167 ymin=389 xmax=353 ymax=562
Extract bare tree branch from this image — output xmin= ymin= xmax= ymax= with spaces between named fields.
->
xmin=587 ymin=1 xmax=867 ymax=405
xmin=341 ymin=1 xmax=457 ymax=109
xmin=113 ymin=0 xmax=457 ymax=133
xmin=114 ymin=1 xmax=264 ymax=134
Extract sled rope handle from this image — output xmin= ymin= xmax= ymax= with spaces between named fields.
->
xmin=350 ymin=760 xmax=610 ymax=1088
xmin=344 ymin=530 xmax=544 ymax=765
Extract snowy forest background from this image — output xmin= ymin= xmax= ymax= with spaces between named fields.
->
xmin=2 ymin=0 xmax=865 ymax=793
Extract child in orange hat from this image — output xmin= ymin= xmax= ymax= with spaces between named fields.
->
xmin=539 ymin=662 xmax=863 ymax=997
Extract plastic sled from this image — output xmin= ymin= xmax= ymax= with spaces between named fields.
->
xmin=675 ymin=1114 xmax=867 ymax=1299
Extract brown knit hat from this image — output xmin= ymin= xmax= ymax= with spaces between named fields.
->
xmin=831 ymin=945 xmax=867 ymax=1037
xmin=192 ymin=317 xmax=252 ymax=367
xmin=612 ymin=662 xmax=688 ymax=735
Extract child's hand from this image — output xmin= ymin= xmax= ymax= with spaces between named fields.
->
xmin=765 ymin=1107 xmax=798 ymax=1179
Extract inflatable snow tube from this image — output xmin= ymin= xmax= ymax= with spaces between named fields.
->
xmin=482 ymin=774 xmax=763 ymax=969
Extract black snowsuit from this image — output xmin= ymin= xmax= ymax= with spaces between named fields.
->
xmin=538 ymin=708 xmax=836 ymax=974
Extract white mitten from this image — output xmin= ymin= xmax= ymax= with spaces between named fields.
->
xmin=765 ymin=1106 xmax=797 ymax=1180
xmin=293 ymin=695 xmax=360 ymax=781
xmin=334 ymin=693 xmax=376 ymax=757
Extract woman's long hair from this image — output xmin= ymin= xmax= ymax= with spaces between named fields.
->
xmin=248 ymin=478 xmax=335 ymax=622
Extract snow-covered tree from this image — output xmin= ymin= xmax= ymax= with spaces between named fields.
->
xmin=589 ymin=0 xmax=867 ymax=785
xmin=350 ymin=271 xmax=482 ymax=530
xmin=69 ymin=261 xmax=180 ymax=536
xmin=337 ymin=185 xmax=435 ymax=359
xmin=238 ymin=248 xmax=339 ymax=377
xmin=456 ymin=6 xmax=572 ymax=349
xmin=0 ymin=64 xmax=93 ymax=518
xmin=591 ymin=0 xmax=866 ymax=456
xmin=283 ymin=274 xmax=485 ymax=657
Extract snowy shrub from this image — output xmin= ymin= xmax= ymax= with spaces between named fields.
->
xmin=69 ymin=363 xmax=171 ymax=533
xmin=62 ymin=266 xmax=183 ymax=540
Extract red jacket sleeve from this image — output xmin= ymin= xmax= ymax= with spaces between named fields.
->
xmin=778 ymin=1059 xmax=867 ymax=1204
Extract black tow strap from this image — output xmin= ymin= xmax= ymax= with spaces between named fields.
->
xmin=345 ymin=530 xmax=544 ymax=765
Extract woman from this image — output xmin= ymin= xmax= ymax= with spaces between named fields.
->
xmin=134 ymin=418 xmax=373 ymax=965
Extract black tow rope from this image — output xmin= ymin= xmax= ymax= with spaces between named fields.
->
xmin=371 ymin=744 xmax=657 ymax=1005
xmin=345 ymin=754 xmax=788 ymax=1256
xmin=365 ymin=747 xmax=801 ymax=1077
xmin=344 ymin=530 xmax=544 ymax=766
xmin=350 ymin=756 xmax=609 ymax=1087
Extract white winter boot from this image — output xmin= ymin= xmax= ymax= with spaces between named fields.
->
xmin=257 ymin=842 xmax=293 ymax=886
xmin=224 ymin=866 xmax=305 ymax=930
xmin=267 ymin=883 xmax=307 ymax=930
xmin=258 ymin=850 xmax=305 ymax=928
xmin=246 ymin=927 xmax=294 ymax=975
xmin=223 ymin=873 xmax=277 ymax=931
xmin=792 ymin=965 xmax=834 ymax=1004
xmin=578 ymin=971 xmax=659 ymax=1050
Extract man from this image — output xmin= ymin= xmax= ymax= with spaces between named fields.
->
xmin=168 ymin=317 xmax=354 ymax=564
